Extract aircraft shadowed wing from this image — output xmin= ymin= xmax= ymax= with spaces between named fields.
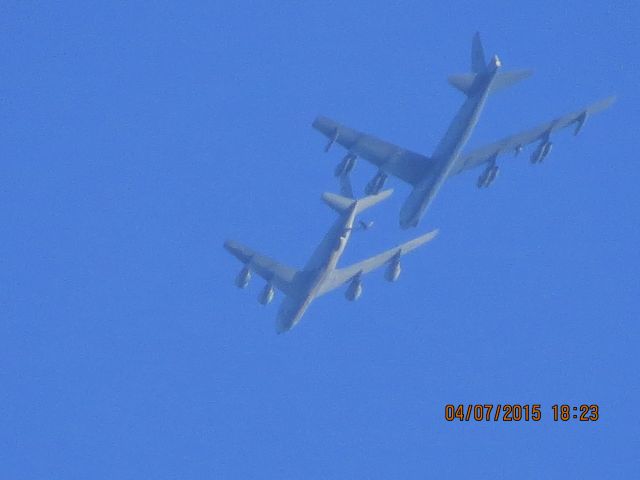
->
xmin=450 ymin=96 xmax=616 ymax=176
xmin=312 ymin=116 xmax=432 ymax=186
xmin=224 ymin=240 xmax=299 ymax=297
xmin=315 ymin=229 xmax=439 ymax=297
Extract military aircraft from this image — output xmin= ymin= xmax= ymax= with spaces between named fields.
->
xmin=313 ymin=33 xmax=615 ymax=229
xmin=224 ymin=190 xmax=438 ymax=333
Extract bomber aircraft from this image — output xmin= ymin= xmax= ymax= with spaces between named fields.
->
xmin=313 ymin=33 xmax=615 ymax=228
xmin=224 ymin=190 xmax=438 ymax=333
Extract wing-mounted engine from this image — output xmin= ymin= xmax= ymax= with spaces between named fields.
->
xmin=258 ymin=283 xmax=275 ymax=305
xmin=477 ymin=154 xmax=499 ymax=188
xmin=514 ymin=144 xmax=523 ymax=156
xmin=345 ymin=274 xmax=363 ymax=301
xmin=573 ymin=111 xmax=587 ymax=136
xmin=334 ymin=153 xmax=357 ymax=177
xmin=384 ymin=253 xmax=401 ymax=282
xmin=530 ymin=133 xmax=553 ymax=164
xmin=365 ymin=170 xmax=388 ymax=195
xmin=235 ymin=265 xmax=252 ymax=288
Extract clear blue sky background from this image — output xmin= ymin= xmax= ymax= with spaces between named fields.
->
xmin=2 ymin=1 xmax=639 ymax=478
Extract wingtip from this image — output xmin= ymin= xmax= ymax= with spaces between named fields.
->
xmin=376 ymin=188 xmax=394 ymax=200
xmin=588 ymin=95 xmax=617 ymax=114
xmin=420 ymin=228 xmax=440 ymax=242
xmin=223 ymin=239 xmax=237 ymax=254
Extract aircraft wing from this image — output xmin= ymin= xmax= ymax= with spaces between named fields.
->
xmin=449 ymin=96 xmax=616 ymax=176
xmin=224 ymin=240 xmax=299 ymax=297
xmin=312 ymin=116 xmax=431 ymax=186
xmin=315 ymin=229 xmax=439 ymax=297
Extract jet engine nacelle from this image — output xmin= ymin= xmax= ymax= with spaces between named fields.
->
xmin=385 ymin=258 xmax=401 ymax=282
xmin=334 ymin=153 xmax=357 ymax=177
xmin=574 ymin=112 xmax=587 ymax=136
xmin=235 ymin=265 xmax=251 ymax=288
xmin=365 ymin=171 xmax=388 ymax=196
xmin=530 ymin=140 xmax=553 ymax=164
xmin=258 ymin=284 xmax=275 ymax=305
xmin=477 ymin=165 xmax=499 ymax=188
xmin=345 ymin=277 xmax=363 ymax=301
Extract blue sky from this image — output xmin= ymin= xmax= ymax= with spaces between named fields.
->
xmin=2 ymin=1 xmax=639 ymax=478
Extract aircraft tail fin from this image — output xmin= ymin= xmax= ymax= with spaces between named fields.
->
xmin=322 ymin=189 xmax=393 ymax=216
xmin=449 ymin=32 xmax=532 ymax=96
xmin=471 ymin=32 xmax=486 ymax=73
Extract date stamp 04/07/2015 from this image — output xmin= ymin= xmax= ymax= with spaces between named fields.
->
xmin=444 ymin=404 xmax=599 ymax=423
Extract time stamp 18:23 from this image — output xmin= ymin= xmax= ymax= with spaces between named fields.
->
xmin=444 ymin=404 xmax=600 ymax=422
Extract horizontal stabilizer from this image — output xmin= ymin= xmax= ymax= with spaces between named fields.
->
xmin=448 ymin=73 xmax=476 ymax=95
xmin=322 ymin=192 xmax=354 ymax=214
xmin=448 ymin=69 xmax=532 ymax=96
xmin=354 ymin=189 xmax=393 ymax=215
xmin=322 ymin=189 xmax=393 ymax=216
xmin=490 ymin=69 xmax=533 ymax=94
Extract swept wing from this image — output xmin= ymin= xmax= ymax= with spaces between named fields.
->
xmin=316 ymin=229 xmax=439 ymax=297
xmin=224 ymin=240 xmax=299 ymax=297
xmin=450 ymin=96 xmax=616 ymax=176
xmin=312 ymin=116 xmax=431 ymax=186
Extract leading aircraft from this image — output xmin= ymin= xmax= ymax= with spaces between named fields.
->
xmin=224 ymin=190 xmax=438 ymax=333
xmin=313 ymin=33 xmax=615 ymax=229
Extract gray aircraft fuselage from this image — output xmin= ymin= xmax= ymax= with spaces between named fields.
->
xmin=275 ymin=204 xmax=357 ymax=333
xmin=399 ymin=56 xmax=502 ymax=229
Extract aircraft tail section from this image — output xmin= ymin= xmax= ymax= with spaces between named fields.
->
xmin=447 ymin=73 xmax=477 ymax=95
xmin=322 ymin=192 xmax=354 ymax=214
xmin=448 ymin=69 xmax=532 ymax=96
xmin=354 ymin=189 xmax=393 ymax=215
xmin=471 ymin=32 xmax=486 ymax=73
xmin=448 ymin=32 xmax=532 ymax=96
xmin=491 ymin=69 xmax=534 ymax=93
xmin=321 ymin=189 xmax=392 ymax=216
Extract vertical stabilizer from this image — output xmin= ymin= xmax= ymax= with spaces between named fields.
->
xmin=471 ymin=32 xmax=486 ymax=73
xmin=448 ymin=33 xmax=532 ymax=96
